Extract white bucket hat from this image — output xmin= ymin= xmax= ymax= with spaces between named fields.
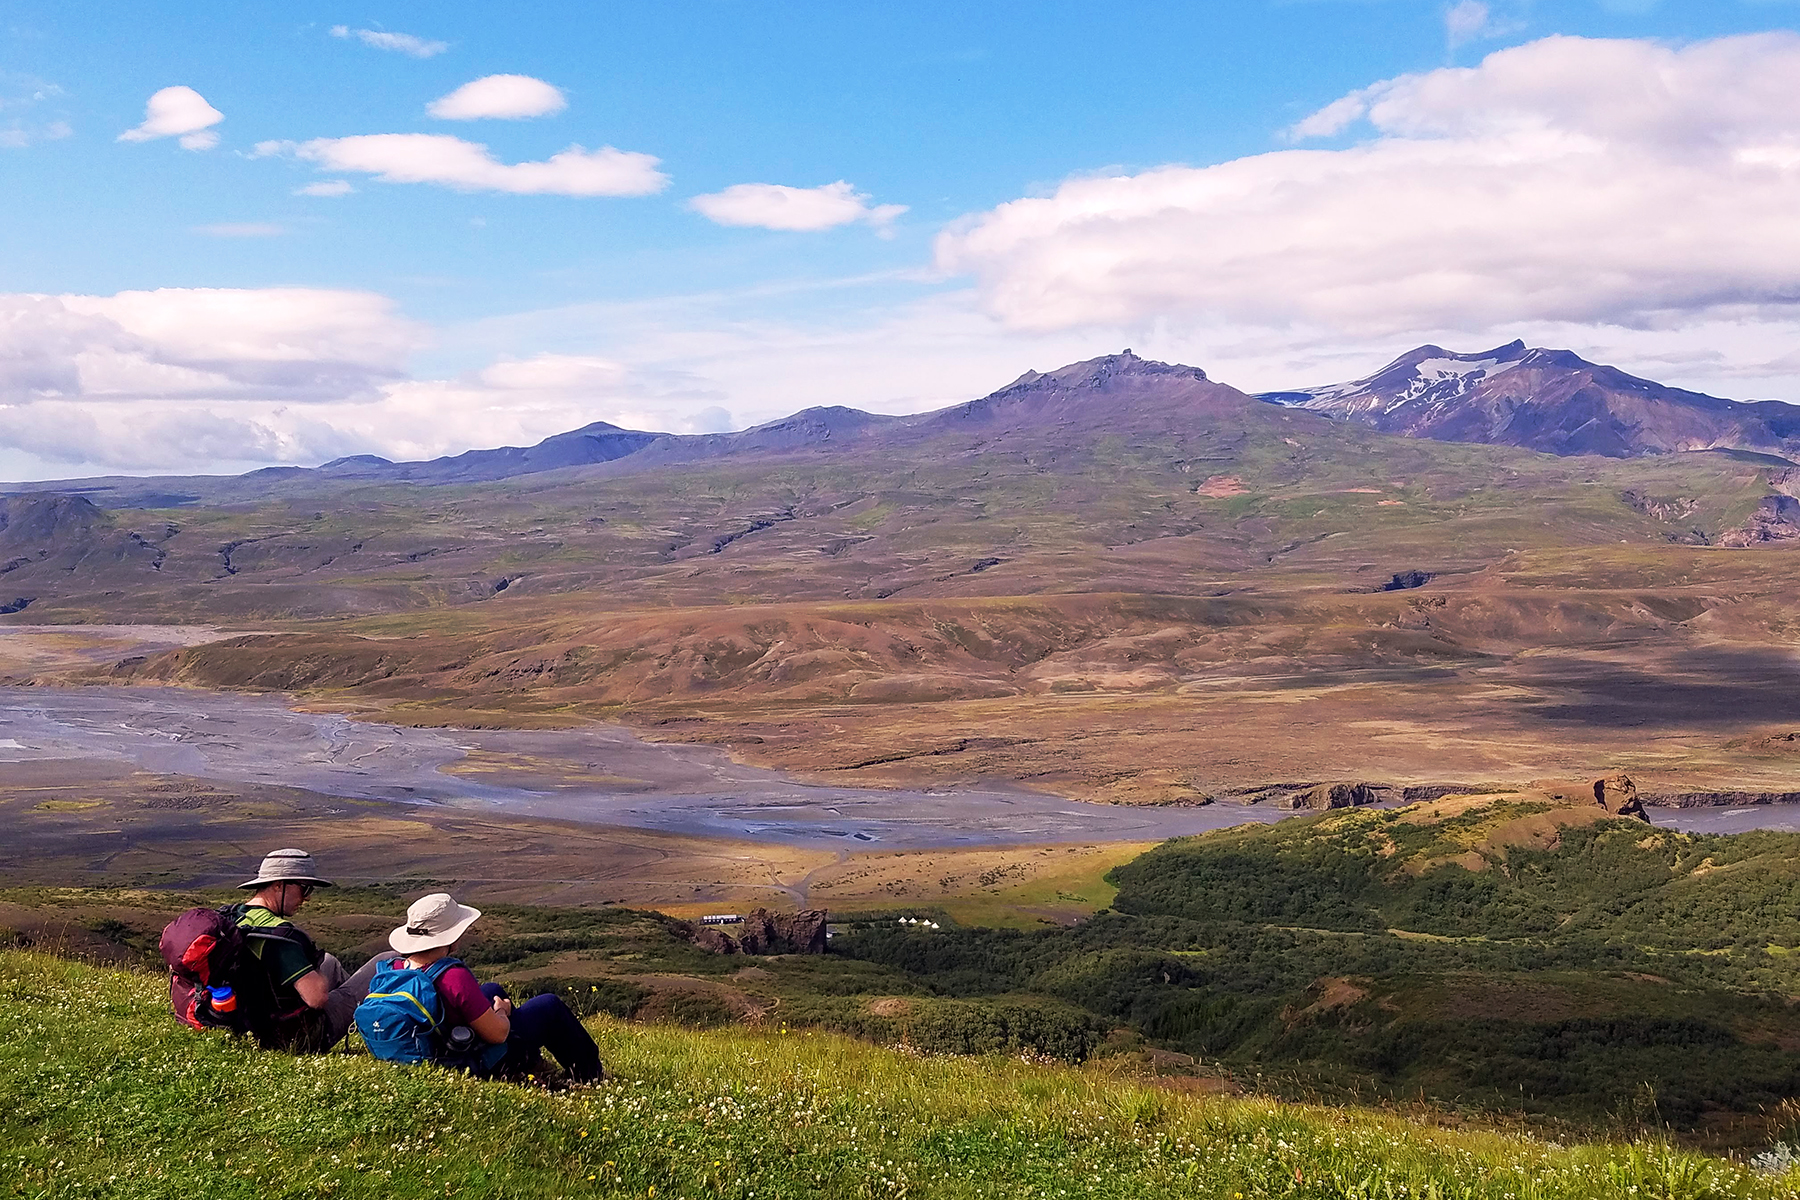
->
xmin=389 ymin=892 xmax=482 ymax=954
xmin=239 ymin=847 xmax=334 ymax=890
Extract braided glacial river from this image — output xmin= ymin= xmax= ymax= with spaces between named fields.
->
xmin=2 ymin=687 xmax=1792 ymax=847
xmin=0 ymin=687 xmax=1301 ymax=849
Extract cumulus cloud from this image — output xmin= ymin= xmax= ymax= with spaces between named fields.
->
xmin=0 ymin=288 xmax=422 ymax=410
xmin=1285 ymin=94 xmax=1367 ymax=141
xmin=936 ymin=33 xmax=1800 ymax=337
xmin=329 ymin=25 xmax=448 ymax=58
xmin=359 ymin=354 xmax=733 ymax=463
xmin=427 ymin=75 xmax=566 ymax=120
xmin=118 ymin=85 xmax=223 ymax=150
xmin=0 ymin=290 xmax=732 ymax=473
xmin=260 ymin=133 xmax=667 ymax=196
xmin=15 ymin=352 xmax=728 ymax=473
xmin=689 ymin=181 xmax=907 ymax=233
xmin=0 ymin=402 xmax=368 ymax=474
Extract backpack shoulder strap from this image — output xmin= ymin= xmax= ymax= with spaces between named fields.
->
xmin=422 ymin=956 xmax=464 ymax=981
xmin=239 ymin=920 xmax=321 ymax=966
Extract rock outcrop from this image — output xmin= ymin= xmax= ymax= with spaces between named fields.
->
xmin=1720 ymin=495 xmax=1800 ymax=547
xmin=1639 ymin=789 xmax=1800 ymax=807
xmin=1296 ymin=782 xmax=1382 ymax=810
xmin=1592 ymin=773 xmax=1647 ymax=821
xmin=1380 ymin=570 xmax=1434 ymax=592
xmin=690 ymin=907 xmax=828 ymax=956
xmin=1221 ymin=781 xmax=1514 ymax=809
xmin=1398 ymin=784 xmax=1495 ymax=802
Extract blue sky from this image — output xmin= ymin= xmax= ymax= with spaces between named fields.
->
xmin=4 ymin=1 xmax=1800 ymax=477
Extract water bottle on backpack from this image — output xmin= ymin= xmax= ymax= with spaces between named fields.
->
xmin=160 ymin=906 xmax=252 ymax=1033
xmin=439 ymin=1024 xmax=486 ymax=1070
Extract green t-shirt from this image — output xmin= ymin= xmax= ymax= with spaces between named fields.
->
xmin=232 ymin=904 xmax=316 ymax=998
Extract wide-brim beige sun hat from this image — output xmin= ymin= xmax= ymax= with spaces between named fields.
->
xmin=389 ymin=892 xmax=482 ymax=954
xmin=239 ymin=847 xmax=335 ymax=890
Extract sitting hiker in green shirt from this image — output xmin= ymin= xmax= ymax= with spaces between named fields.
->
xmin=230 ymin=848 xmax=382 ymax=1052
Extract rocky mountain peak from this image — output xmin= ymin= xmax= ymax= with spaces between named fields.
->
xmin=1260 ymin=341 xmax=1800 ymax=461
xmin=997 ymin=350 xmax=1209 ymax=396
xmin=919 ymin=350 xmax=1243 ymax=436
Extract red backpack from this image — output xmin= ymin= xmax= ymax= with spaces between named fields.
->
xmin=160 ymin=905 xmax=317 ymax=1046
xmin=160 ymin=906 xmax=253 ymax=1034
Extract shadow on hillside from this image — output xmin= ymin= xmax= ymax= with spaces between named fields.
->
xmin=1505 ymin=644 xmax=1800 ymax=728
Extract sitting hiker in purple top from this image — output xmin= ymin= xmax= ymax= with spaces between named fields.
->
xmin=379 ymin=892 xmax=604 ymax=1083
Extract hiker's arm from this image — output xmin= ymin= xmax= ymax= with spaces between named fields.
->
xmin=471 ymin=1000 xmax=510 ymax=1044
xmin=292 ymin=970 xmax=330 ymax=1010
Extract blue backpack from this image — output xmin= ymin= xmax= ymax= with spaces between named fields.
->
xmin=354 ymin=956 xmax=505 ymax=1070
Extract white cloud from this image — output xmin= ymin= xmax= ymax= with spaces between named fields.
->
xmin=1284 ymin=94 xmax=1366 ymax=141
xmin=0 ymin=402 xmax=368 ymax=474
xmin=262 ymin=133 xmax=667 ymax=196
xmin=0 ymin=285 xmax=420 ymax=472
xmin=117 ymin=86 xmax=222 ymax=149
xmin=11 ymin=272 xmax=1800 ymax=478
xmin=193 ymin=222 xmax=287 ymax=237
xmin=0 ymin=288 xmax=422 ymax=409
xmin=0 ymin=290 xmax=729 ymax=473
xmin=689 ymin=181 xmax=907 ymax=233
xmin=0 ymin=351 xmax=734 ymax=474
xmin=427 ymin=75 xmax=566 ymax=120
xmin=329 ymin=25 xmax=449 ymax=58
xmin=295 ymin=179 xmax=354 ymax=197
xmin=357 ymin=354 xmax=735 ymax=463
xmin=937 ymin=33 xmax=1800 ymax=338
xmin=1445 ymin=2 xmax=1499 ymax=50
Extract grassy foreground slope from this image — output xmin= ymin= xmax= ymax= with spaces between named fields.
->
xmin=2 ymin=951 xmax=1791 ymax=1200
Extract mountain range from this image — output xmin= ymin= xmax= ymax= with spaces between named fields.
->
xmin=13 ymin=352 xmax=1255 ymax=503
xmin=12 ymin=344 xmax=1799 ymax=511
xmin=0 ymin=345 xmax=1792 ymax=629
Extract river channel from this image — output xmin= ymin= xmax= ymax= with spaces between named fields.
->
xmin=0 ymin=687 xmax=1302 ymax=849
xmin=2 ymin=686 xmax=1793 ymax=848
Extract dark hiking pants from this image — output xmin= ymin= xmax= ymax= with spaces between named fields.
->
xmin=480 ymin=983 xmax=603 ymax=1082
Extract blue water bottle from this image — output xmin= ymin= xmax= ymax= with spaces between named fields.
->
xmin=208 ymin=984 xmax=237 ymax=1014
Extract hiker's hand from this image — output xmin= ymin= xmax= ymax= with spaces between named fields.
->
xmin=492 ymin=996 xmax=513 ymax=1016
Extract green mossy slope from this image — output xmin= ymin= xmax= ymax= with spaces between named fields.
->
xmin=3 ymin=950 xmax=1792 ymax=1200
xmin=837 ymin=802 xmax=1800 ymax=1131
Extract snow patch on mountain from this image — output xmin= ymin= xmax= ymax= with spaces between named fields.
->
xmin=1265 ymin=343 xmax=1532 ymax=417
xmin=1393 ymin=354 xmax=1522 ymax=409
